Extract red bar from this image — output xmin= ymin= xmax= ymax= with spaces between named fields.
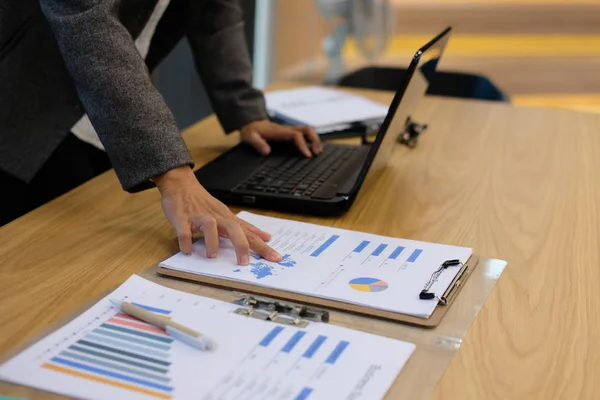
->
xmin=107 ymin=318 xmax=167 ymax=335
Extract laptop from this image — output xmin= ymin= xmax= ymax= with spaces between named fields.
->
xmin=195 ymin=27 xmax=452 ymax=216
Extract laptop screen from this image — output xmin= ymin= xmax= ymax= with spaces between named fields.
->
xmin=351 ymin=28 xmax=451 ymax=196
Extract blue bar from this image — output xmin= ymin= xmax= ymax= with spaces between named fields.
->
xmin=131 ymin=303 xmax=171 ymax=315
xmin=371 ymin=244 xmax=388 ymax=257
xmin=50 ymin=357 xmax=173 ymax=392
xmin=310 ymin=235 xmax=340 ymax=257
xmin=389 ymin=246 xmax=405 ymax=260
xmin=93 ymin=328 xmax=171 ymax=351
xmin=281 ymin=331 xmax=306 ymax=353
xmin=60 ymin=351 xmax=171 ymax=382
xmin=100 ymin=324 xmax=173 ymax=344
xmin=303 ymin=335 xmax=327 ymax=359
xmin=68 ymin=345 xmax=168 ymax=374
xmin=325 ymin=341 xmax=349 ymax=365
xmin=407 ymin=249 xmax=423 ymax=263
xmin=294 ymin=387 xmax=314 ymax=400
xmin=77 ymin=340 xmax=170 ymax=366
xmin=86 ymin=334 xmax=170 ymax=359
xmin=353 ymin=240 xmax=370 ymax=253
xmin=259 ymin=326 xmax=284 ymax=347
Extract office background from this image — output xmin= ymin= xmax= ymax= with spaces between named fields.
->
xmin=154 ymin=0 xmax=600 ymax=131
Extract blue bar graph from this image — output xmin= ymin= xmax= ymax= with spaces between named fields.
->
xmin=371 ymin=244 xmax=388 ymax=257
xmin=310 ymin=235 xmax=340 ymax=257
xmin=389 ymin=246 xmax=405 ymax=260
xmin=407 ymin=249 xmax=423 ymax=263
xmin=281 ymin=331 xmax=306 ymax=353
xmin=259 ymin=326 xmax=284 ymax=347
xmin=303 ymin=336 xmax=327 ymax=359
xmin=325 ymin=341 xmax=349 ymax=365
xmin=353 ymin=240 xmax=370 ymax=253
xmin=294 ymin=387 xmax=314 ymax=400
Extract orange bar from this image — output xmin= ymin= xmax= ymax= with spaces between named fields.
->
xmin=107 ymin=318 xmax=166 ymax=335
xmin=42 ymin=363 xmax=172 ymax=399
xmin=115 ymin=313 xmax=140 ymax=321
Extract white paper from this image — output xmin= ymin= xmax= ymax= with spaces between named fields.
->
xmin=0 ymin=275 xmax=415 ymax=400
xmin=160 ymin=212 xmax=473 ymax=319
xmin=265 ymin=86 xmax=389 ymax=132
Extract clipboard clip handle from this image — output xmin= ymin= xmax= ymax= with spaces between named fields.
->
xmin=231 ymin=292 xmax=330 ymax=328
xmin=419 ymin=259 xmax=463 ymax=305
xmin=398 ymin=116 xmax=428 ymax=148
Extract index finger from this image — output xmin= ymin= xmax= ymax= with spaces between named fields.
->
xmin=298 ymin=126 xmax=322 ymax=155
xmin=236 ymin=217 xmax=271 ymax=241
xmin=245 ymin=230 xmax=282 ymax=262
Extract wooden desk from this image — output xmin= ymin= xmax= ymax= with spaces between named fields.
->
xmin=1 ymin=92 xmax=599 ymax=399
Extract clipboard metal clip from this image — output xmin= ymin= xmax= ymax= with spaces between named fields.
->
xmin=398 ymin=116 xmax=428 ymax=148
xmin=231 ymin=292 xmax=330 ymax=328
xmin=419 ymin=259 xmax=468 ymax=306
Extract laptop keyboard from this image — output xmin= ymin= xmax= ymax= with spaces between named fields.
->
xmin=235 ymin=146 xmax=358 ymax=197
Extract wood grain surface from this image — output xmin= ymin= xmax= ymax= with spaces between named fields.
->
xmin=1 ymin=89 xmax=599 ymax=399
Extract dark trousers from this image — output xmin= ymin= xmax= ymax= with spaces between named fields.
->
xmin=0 ymin=134 xmax=112 ymax=226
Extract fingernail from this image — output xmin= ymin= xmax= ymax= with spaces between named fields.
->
xmin=241 ymin=255 xmax=249 ymax=265
xmin=271 ymin=251 xmax=282 ymax=261
xmin=208 ymin=252 xmax=217 ymax=258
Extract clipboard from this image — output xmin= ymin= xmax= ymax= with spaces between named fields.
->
xmin=156 ymin=254 xmax=479 ymax=328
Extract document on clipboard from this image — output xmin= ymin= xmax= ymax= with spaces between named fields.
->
xmin=158 ymin=213 xmax=474 ymax=321
xmin=0 ymin=276 xmax=415 ymax=400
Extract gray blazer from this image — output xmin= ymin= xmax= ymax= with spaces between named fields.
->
xmin=0 ymin=0 xmax=267 ymax=192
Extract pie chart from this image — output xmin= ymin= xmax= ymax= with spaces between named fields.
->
xmin=349 ymin=277 xmax=389 ymax=292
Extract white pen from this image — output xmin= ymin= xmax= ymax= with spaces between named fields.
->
xmin=109 ymin=298 xmax=216 ymax=351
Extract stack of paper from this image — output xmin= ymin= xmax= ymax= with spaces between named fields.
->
xmin=0 ymin=276 xmax=415 ymax=400
xmin=265 ymin=86 xmax=389 ymax=134
xmin=159 ymin=212 xmax=473 ymax=319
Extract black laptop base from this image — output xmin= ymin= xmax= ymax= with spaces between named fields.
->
xmin=194 ymin=142 xmax=369 ymax=216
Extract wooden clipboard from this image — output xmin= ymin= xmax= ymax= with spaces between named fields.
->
xmin=156 ymin=254 xmax=479 ymax=328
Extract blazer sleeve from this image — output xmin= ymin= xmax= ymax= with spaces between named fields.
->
xmin=185 ymin=0 xmax=268 ymax=134
xmin=39 ymin=0 xmax=194 ymax=192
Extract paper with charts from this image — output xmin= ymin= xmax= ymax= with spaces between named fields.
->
xmin=0 ymin=275 xmax=415 ymax=400
xmin=160 ymin=212 xmax=473 ymax=319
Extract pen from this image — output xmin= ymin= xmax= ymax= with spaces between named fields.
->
xmin=109 ymin=298 xmax=215 ymax=351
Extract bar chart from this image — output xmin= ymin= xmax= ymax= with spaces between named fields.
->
xmin=206 ymin=326 xmax=353 ymax=400
xmin=41 ymin=304 xmax=175 ymax=400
